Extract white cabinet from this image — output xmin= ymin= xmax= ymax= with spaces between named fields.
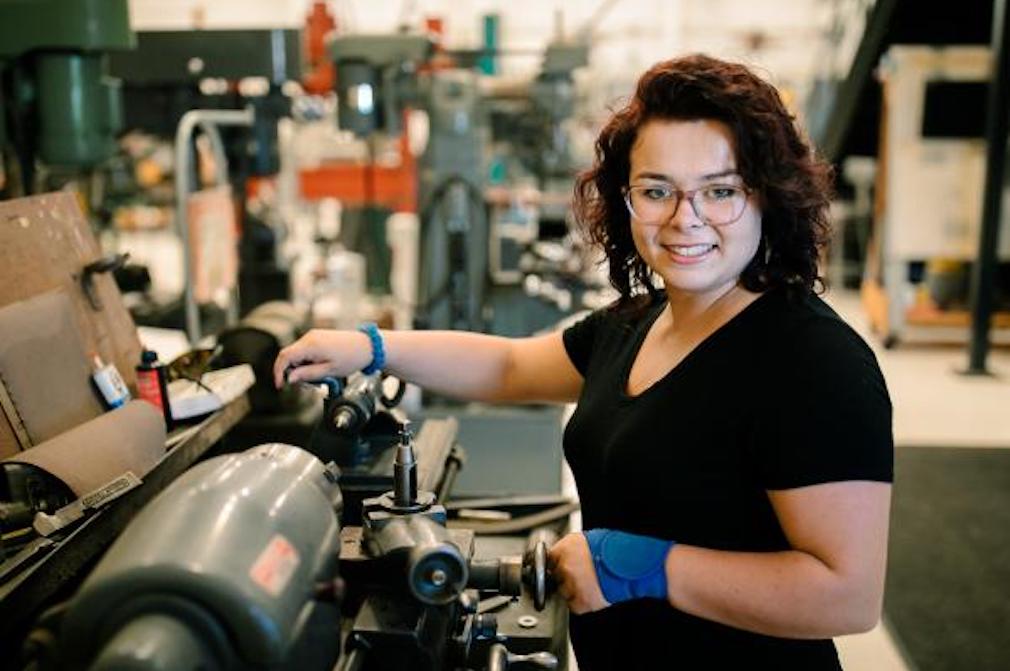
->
xmin=863 ymin=45 xmax=1010 ymax=346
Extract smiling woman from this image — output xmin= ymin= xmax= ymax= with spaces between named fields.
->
xmin=554 ymin=54 xmax=892 ymax=669
xmin=575 ymin=54 xmax=834 ymax=313
xmin=625 ymin=118 xmax=763 ymax=303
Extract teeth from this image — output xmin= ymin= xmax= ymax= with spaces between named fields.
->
xmin=669 ymin=244 xmax=714 ymax=257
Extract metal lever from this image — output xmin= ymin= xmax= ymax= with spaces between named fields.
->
xmin=486 ymin=643 xmax=557 ymax=671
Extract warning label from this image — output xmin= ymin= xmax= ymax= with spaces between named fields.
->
xmin=249 ymin=534 xmax=300 ymax=597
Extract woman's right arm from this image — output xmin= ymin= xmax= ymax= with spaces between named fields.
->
xmin=272 ymin=328 xmax=583 ymax=404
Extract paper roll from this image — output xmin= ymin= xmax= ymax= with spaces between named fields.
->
xmin=2 ymin=401 xmax=166 ymax=496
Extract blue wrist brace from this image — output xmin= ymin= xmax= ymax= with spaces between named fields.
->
xmin=357 ymin=322 xmax=385 ymax=374
xmin=584 ymin=528 xmax=675 ymax=604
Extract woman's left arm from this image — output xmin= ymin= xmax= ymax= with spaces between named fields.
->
xmin=551 ymin=480 xmax=891 ymax=639
xmin=664 ymin=480 xmax=891 ymax=638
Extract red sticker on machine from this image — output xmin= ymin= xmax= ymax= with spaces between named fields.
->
xmin=249 ymin=534 xmax=301 ymax=597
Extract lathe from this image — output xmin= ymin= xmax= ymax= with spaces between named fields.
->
xmin=19 ymin=375 xmax=566 ymax=671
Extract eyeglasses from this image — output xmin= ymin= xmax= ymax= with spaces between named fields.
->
xmin=623 ymin=183 xmax=752 ymax=226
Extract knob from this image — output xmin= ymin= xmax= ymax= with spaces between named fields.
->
xmin=406 ymin=542 xmax=468 ymax=605
xmin=472 ymin=613 xmax=497 ymax=640
xmin=332 ymin=406 xmax=357 ymax=431
xmin=487 ymin=643 xmax=557 ymax=671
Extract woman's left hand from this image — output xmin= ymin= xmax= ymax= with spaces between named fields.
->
xmin=548 ymin=532 xmax=610 ymax=614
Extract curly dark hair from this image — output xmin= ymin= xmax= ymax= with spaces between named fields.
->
xmin=573 ymin=54 xmax=834 ymax=311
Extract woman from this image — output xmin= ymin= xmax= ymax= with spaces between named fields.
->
xmin=274 ymin=54 xmax=893 ymax=669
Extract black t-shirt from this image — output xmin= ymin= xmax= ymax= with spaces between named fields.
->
xmin=561 ymin=288 xmax=893 ymax=670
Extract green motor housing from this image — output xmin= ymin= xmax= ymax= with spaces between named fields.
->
xmin=36 ymin=53 xmax=123 ymax=166
xmin=0 ymin=0 xmax=134 ymax=168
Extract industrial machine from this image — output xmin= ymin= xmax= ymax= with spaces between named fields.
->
xmin=337 ymin=424 xmax=559 ymax=670
xmin=327 ymin=32 xmax=591 ymax=335
xmin=0 ymin=0 xmax=135 ymax=197
xmin=105 ymin=28 xmax=302 ymax=324
xmin=12 ymin=356 xmax=568 ymax=670
xmin=44 ymin=443 xmax=345 ymax=671
xmin=106 ymin=28 xmax=300 ymax=179
xmin=23 ymin=435 xmax=562 ymax=671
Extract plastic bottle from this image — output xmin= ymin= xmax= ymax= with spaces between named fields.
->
xmin=92 ymin=355 xmax=131 ymax=410
xmin=136 ymin=349 xmax=172 ymax=429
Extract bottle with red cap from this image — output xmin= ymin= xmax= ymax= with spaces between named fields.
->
xmin=136 ymin=349 xmax=172 ymax=429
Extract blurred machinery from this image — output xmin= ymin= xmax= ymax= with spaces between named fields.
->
xmin=328 ymin=31 xmax=592 ymax=334
xmin=106 ymin=27 xmax=301 ymax=322
xmin=37 ymin=7 xmax=597 ymax=342
xmin=0 ymin=0 xmax=134 ymax=197
xmin=107 ymin=29 xmax=299 ymax=176
xmin=489 ymin=42 xmax=589 ymax=195
xmin=416 ymin=66 xmax=490 ymax=332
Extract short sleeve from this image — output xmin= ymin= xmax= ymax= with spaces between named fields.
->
xmin=753 ymin=318 xmax=894 ymax=489
xmin=562 ymin=309 xmax=606 ymax=376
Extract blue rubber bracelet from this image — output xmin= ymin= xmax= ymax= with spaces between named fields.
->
xmin=584 ymin=529 xmax=675 ymax=604
xmin=358 ymin=322 xmax=385 ymax=375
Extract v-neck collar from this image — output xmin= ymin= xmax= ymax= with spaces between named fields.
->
xmin=619 ymin=289 xmax=776 ymax=401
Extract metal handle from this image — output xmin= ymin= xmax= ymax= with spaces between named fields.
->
xmin=174 ymin=107 xmax=255 ymax=345
xmin=487 ymin=643 xmax=558 ymax=671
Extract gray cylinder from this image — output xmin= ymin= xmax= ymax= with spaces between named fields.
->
xmin=90 ymin=614 xmax=219 ymax=671
xmin=60 ymin=444 xmax=343 ymax=670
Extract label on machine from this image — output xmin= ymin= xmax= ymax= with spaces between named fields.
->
xmin=249 ymin=534 xmax=301 ymax=597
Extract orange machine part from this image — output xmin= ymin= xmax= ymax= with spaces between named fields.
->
xmin=303 ymin=1 xmax=337 ymax=95
xmin=299 ymin=130 xmax=418 ymax=213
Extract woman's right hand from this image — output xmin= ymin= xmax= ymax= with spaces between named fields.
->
xmin=272 ymin=329 xmax=373 ymax=389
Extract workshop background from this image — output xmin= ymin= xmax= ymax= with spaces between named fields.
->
xmin=1 ymin=1 xmax=1008 ymax=670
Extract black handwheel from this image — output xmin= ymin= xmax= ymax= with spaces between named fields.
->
xmin=528 ymin=540 xmax=548 ymax=611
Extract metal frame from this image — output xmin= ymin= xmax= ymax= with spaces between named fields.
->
xmin=173 ymin=107 xmax=254 ymax=345
xmin=966 ymin=0 xmax=1010 ymax=373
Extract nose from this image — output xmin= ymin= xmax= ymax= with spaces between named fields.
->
xmin=667 ymin=193 xmax=703 ymax=229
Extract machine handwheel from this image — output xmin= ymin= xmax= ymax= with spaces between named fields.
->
xmin=528 ymin=540 xmax=548 ymax=612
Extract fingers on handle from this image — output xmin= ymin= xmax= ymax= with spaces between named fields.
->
xmin=286 ymin=361 xmax=335 ymax=385
xmin=273 ymin=346 xmax=302 ymax=388
xmin=273 ymin=353 xmax=288 ymax=389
